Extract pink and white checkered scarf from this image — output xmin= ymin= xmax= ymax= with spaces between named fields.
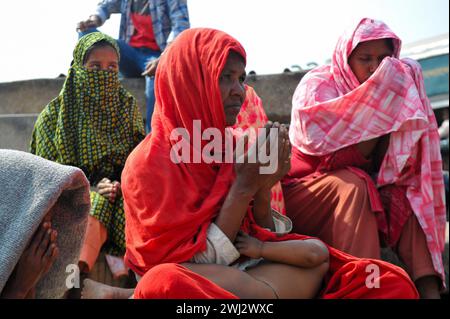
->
xmin=289 ymin=18 xmax=446 ymax=283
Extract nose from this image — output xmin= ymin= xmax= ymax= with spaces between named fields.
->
xmin=230 ymin=80 xmax=245 ymax=101
xmin=369 ymin=61 xmax=379 ymax=74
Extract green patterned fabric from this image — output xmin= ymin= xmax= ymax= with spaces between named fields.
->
xmin=30 ymin=32 xmax=145 ymax=256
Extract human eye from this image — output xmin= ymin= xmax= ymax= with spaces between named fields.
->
xmin=239 ymin=74 xmax=246 ymax=83
xmin=358 ymin=56 xmax=371 ymax=63
xmin=108 ymin=63 xmax=119 ymax=71
xmin=219 ymin=73 xmax=231 ymax=82
xmin=88 ymin=63 xmax=100 ymax=70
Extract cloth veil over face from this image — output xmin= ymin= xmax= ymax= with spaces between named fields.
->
xmin=331 ymin=18 xmax=401 ymax=94
xmin=30 ymin=32 xmax=145 ymax=185
xmin=289 ymin=18 xmax=446 ymax=285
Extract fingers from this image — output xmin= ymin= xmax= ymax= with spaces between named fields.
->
xmin=97 ymin=178 xmax=114 ymax=196
xmin=29 ymin=222 xmax=50 ymax=252
xmin=235 ymin=232 xmax=250 ymax=244
xmin=76 ymin=20 xmax=95 ymax=32
xmin=42 ymin=228 xmax=58 ymax=272
xmin=280 ymin=124 xmax=290 ymax=162
xmin=235 ymin=134 xmax=249 ymax=163
xmin=99 ymin=177 xmax=111 ymax=184
xmin=142 ymin=60 xmax=158 ymax=76
xmin=43 ymin=244 xmax=59 ymax=274
xmin=97 ymin=187 xmax=114 ymax=197
xmin=37 ymin=228 xmax=52 ymax=258
xmin=266 ymin=122 xmax=280 ymax=158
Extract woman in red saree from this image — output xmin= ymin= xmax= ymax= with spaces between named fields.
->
xmin=283 ymin=18 xmax=446 ymax=298
xmin=120 ymin=27 xmax=418 ymax=299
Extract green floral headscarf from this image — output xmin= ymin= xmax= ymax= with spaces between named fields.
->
xmin=31 ymin=32 xmax=144 ymax=184
xmin=30 ymin=32 xmax=145 ymax=256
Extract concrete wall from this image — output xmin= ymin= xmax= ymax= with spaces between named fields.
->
xmin=0 ymin=73 xmax=303 ymax=151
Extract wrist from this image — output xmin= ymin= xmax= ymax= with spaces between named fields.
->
xmin=254 ymin=187 xmax=271 ymax=201
xmin=258 ymin=241 xmax=265 ymax=259
xmin=232 ymin=178 xmax=258 ymax=198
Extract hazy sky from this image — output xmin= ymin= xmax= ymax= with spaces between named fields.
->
xmin=0 ymin=0 xmax=448 ymax=83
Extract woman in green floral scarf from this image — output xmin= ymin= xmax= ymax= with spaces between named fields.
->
xmin=30 ymin=32 xmax=145 ymax=285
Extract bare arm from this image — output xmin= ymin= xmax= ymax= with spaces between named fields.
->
xmin=214 ymin=122 xmax=280 ymax=242
xmin=214 ymin=181 xmax=254 ymax=242
xmin=236 ymin=233 xmax=329 ymax=268
xmin=251 ymin=123 xmax=291 ymax=230
xmin=252 ymin=190 xmax=274 ymax=231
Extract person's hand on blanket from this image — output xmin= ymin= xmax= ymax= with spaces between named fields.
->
xmin=1 ymin=219 xmax=58 ymax=298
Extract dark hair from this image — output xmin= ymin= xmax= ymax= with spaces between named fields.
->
xmin=83 ymin=40 xmax=118 ymax=65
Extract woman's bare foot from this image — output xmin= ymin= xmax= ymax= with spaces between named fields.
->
xmin=81 ymin=279 xmax=134 ymax=299
xmin=1 ymin=221 xmax=58 ymax=298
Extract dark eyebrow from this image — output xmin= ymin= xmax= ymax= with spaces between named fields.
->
xmin=223 ymin=66 xmax=246 ymax=75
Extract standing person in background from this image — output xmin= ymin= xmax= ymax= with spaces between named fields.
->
xmin=77 ymin=0 xmax=190 ymax=133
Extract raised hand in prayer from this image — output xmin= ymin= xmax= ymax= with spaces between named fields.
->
xmin=234 ymin=122 xmax=284 ymax=196
xmin=257 ymin=122 xmax=291 ymax=194
xmin=97 ymin=178 xmax=121 ymax=203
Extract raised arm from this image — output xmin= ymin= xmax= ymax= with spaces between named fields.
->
xmin=214 ymin=122 xmax=278 ymax=242
xmin=76 ymin=0 xmax=121 ymax=32
xmin=252 ymin=123 xmax=291 ymax=230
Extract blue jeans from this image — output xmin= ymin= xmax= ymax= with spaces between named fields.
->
xmin=79 ymin=29 xmax=160 ymax=133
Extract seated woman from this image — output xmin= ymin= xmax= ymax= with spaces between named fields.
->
xmin=282 ymin=18 xmax=446 ymax=299
xmin=83 ymin=28 xmax=418 ymax=299
xmin=0 ymin=150 xmax=90 ymax=298
xmin=30 ymin=32 xmax=146 ymax=291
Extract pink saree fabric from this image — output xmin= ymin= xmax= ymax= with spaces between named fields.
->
xmin=289 ymin=18 xmax=446 ymax=284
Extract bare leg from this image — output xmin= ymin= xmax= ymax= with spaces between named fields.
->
xmin=1 ymin=221 xmax=58 ymax=299
xmin=182 ymin=263 xmax=275 ymax=299
xmin=183 ymin=261 xmax=328 ymax=299
xmin=396 ymin=214 xmax=441 ymax=299
xmin=415 ymin=275 xmax=441 ymax=299
xmin=81 ymin=279 xmax=134 ymax=299
xmin=246 ymin=261 xmax=329 ymax=299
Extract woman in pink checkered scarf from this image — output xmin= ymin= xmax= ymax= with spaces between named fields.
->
xmin=282 ymin=18 xmax=446 ymax=298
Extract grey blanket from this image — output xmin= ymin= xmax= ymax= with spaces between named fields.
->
xmin=0 ymin=149 xmax=90 ymax=298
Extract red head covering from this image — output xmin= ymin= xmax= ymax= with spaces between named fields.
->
xmin=122 ymin=28 xmax=272 ymax=276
